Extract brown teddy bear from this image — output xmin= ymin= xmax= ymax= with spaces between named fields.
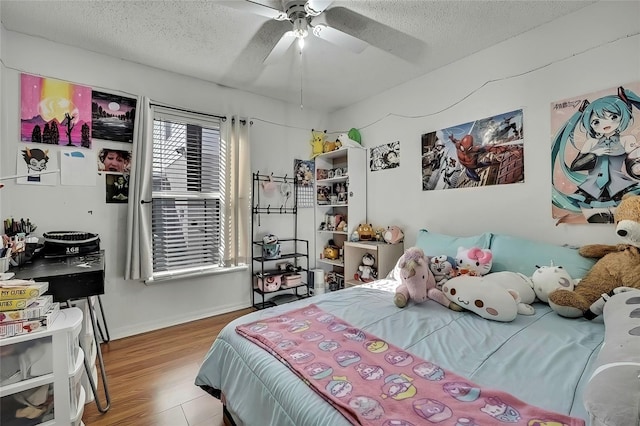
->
xmin=548 ymin=194 xmax=640 ymax=318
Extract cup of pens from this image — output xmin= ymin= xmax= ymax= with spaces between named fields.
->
xmin=0 ymin=255 xmax=8 ymax=272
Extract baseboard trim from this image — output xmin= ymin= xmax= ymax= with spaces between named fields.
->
xmin=106 ymin=301 xmax=252 ymax=340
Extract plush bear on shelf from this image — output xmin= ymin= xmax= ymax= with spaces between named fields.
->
xmin=355 ymin=253 xmax=377 ymax=282
xmin=548 ymin=194 xmax=640 ymax=318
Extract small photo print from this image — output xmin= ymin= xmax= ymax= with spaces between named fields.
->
xmin=98 ymin=148 xmax=132 ymax=173
xmin=370 ymin=141 xmax=400 ymax=171
xmin=106 ymin=174 xmax=129 ymax=203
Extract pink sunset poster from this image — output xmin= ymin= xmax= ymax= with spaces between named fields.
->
xmin=21 ymin=73 xmax=92 ymax=148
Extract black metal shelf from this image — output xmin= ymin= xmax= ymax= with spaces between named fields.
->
xmin=251 ymin=172 xmax=309 ymax=310
xmin=252 ymin=252 xmax=309 ymax=263
xmin=253 ymin=293 xmax=310 ymax=310
xmin=253 ymin=282 xmax=309 ymax=295
xmin=255 ymin=267 xmax=308 ymax=278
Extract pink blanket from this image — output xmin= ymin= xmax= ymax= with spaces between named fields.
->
xmin=236 ymin=304 xmax=584 ymax=426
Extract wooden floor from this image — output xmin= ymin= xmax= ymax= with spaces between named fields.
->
xmin=82 ymin=307 xmax=255 ymax=426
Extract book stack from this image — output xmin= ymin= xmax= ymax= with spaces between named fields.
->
xmin=0 ymin=280 xmax=59 ymax=339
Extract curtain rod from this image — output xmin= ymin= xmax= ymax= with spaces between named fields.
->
xmin=150 ymin=102 xmax=227 ymax=121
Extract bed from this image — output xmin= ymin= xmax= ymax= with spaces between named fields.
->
xmin=195 ymin=230 xmax=632 ymax=425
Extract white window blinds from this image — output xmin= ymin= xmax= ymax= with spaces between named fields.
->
xmin=151 ymin=107 xmax=224 ymax=276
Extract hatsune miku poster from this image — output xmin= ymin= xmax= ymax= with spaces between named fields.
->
xmin=551 ymin=82 xmax=640 ymax=224
xmin=421 ymin=109 xmax=524 ymax=191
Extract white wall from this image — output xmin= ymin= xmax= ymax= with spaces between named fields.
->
xmin=329 ymin=1 xmax=640 ymax=249
xmin=0 ymin=29 xmax=327 ymax=339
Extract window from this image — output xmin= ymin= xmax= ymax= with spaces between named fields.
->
xmin=151 ymin=107 xmax=225 ymax=278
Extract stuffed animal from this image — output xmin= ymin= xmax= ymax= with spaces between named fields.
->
xmin=323 ymin=139 xmax=339 ymax=153
xmin=357 ymin=224 xmax=375 ymax=241
xmin=355 ymin=253 xmax=377 ymax=282
xmin=529 ymin=262 xmax=575 ymax=304
xmin=383 ymin=226 xmax=404 ymax=244
xmin=442 ymin=275 xmax=532 ymax=322
xmin=485 ymin=271 xmax=536 ymax=306
xmin=455 ymin=246 xmax=492 ymax=276
xmin=428 ymin=255 xmax=457 ymax=289
xmin=348 ymin=128 xmax=362 ymax=144
xmin=394 ymin=247 xmax=459 ymax=311
xmin=337 ymin=133 xmax=363 ymax=149
xmin=310 ymin=129 xmax=326 ymax=159
xmin=548 ymin=194 xmax=640 ymax=318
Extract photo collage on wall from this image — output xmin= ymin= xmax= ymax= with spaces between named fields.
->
xmin=551 ymin=82 xmax=640 ymax=224
xmin=421 ymin=109 xmax=524 ymax=191
xmin=294 ymin=159 xmax=315 ymax=208
xmin=18 ymin=73 xmax=137 ymax=204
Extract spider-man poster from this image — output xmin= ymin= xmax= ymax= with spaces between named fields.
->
xmin=421 ymin=109 xmax=524 ymax=191
xmin=551 ymin=82 xmax=640 ymax=224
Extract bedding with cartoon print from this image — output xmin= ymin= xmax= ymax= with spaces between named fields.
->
xmin=195 ymin=282 xmax=605 ymax=426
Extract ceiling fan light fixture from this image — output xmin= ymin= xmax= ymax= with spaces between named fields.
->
xmin=292 ymin=17 xmax=308 ymax=39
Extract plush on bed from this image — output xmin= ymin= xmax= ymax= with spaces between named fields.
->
xmin=583 ymin=289 xmax=640 ymax=426
xmin=195 ymin=230 xmax=611 ymax=425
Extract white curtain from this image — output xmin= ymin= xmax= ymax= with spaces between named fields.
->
xmin=224 ymin=117 xmax=251 ymax=266
xmin=125 ymin=97 xmax=153 ymax=280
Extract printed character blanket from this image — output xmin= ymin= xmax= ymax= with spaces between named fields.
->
xmin=236 ymin=304 xmax=585 ymax=426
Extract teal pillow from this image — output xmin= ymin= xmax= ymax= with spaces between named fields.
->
xmin=415 ymin=229 xmax=492 ymax=258
xmin=489 ymin=234 xmax=595 ymax=278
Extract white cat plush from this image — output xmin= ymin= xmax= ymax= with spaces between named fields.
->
xmin=530 ymin=262 xmax=575 ymax=304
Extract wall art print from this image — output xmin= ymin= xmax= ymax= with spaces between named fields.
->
xmin=106 ymin=174 xmax=130 ymax=203
xmin=91 ymin=91 xmax=137 ymax=143
xmin=60 ymin=149 xmax=97 ymax=186
xmin=422 ymin=109 xmax=524 ymax=191
xmin=551 ymin=82 xmax=640 ymax=224
xmin=21 ymin=73 xmax=92 ymax=148
xmin=97 ymin=148 xmax=132 ymax=173
xmin=370 ymin=141 xmax=400 ymax=171
xmin=16 ymin=146 xmax=58 ymax=185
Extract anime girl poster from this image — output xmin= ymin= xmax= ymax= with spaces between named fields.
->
xmin=421 ymin=109 xmax=524 ymax=191
xmin=91 ymin=91 xmax=137 ymax=143
xmin=551 ymin=83 xmax=640 ymax=224
xmin=20 ymin=73 xmax=92 ymax=148
xmin=370 ymin=141 xmax=400 ymax=171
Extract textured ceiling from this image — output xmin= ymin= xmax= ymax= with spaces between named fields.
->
xmin=0 ymin=0 xmax=596 ymax=112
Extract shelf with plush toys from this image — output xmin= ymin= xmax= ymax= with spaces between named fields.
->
xmin=312 ymin=129 xmax=366 ymax=284
xmin=251 ymin=235 xmax=310 ymax=310
xmin=343 ymin=226 xmax=405 ymax=287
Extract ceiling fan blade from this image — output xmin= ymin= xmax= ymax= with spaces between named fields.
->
xmin=305 ymin=0 xmax=333 ymax=15
xmin=264 ymin=31 xmax=296 ymax=64
xmin=218 ymin=0 xmax=287 ymax=20
xmin=311 ymin=14 xmax=368 ymax=54
xmin=323 ymin=6 xmax=427 ymax=64
xmin=223 ymin=20 xmax=291 ymax=83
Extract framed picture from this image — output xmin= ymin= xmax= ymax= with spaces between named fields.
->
xmin=92 ymin=90 xmax=137 ymax=143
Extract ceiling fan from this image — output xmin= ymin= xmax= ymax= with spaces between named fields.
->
xmin=222 ymin=0 xmax=426 ymax=65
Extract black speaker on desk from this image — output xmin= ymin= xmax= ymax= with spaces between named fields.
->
xmin=42 ymin=231 xmax=100 ymax=258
